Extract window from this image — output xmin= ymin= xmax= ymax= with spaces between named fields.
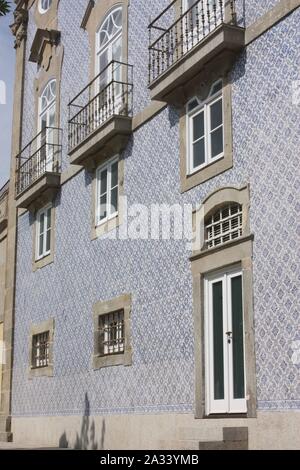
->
xmin=31 ymin=331 xmax=50 ymax=369
xmin=96 ymin=6 xmax=123 ymax=78
xmin=187 ymin=80 xmax=223 ymax=174
xmin=36 ymin=204 xmax=52 ymax=260
xmin=39 ymin=80 xmax=56 ymax=173
xmin=29 ymin=318 xmax=54 ymax=377
xmin=98 ymin=310 xmax=125 ymax=357
xmin=96 ymin=157 xmax=118 ymax=226
xmin=39 ymin=0 xmax=52 ymax=14
xmin=205 ymin=204 xmax=243 ymax=249
xmin=95 ymin=7 xmax=123 ymax=117
xmin=93 ymin=294 xmax=132 ymax=369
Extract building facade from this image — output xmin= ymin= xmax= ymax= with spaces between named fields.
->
xmin=1 ymin=0 xmax=299 ymax=449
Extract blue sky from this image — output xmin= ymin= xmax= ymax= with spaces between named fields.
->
xmin=0 ymin=11 xmax=15 ymax=189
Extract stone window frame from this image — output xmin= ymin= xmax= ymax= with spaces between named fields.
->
xmin=29 ymin=318 xmax=55 ymax=378
xmin=180 ymin=69 xmax=233 ymax=193
xmin=91 ymin=155 xmax=125 ymax=240
xmin=93 ymin=293 xmax=132 ymax=369
xmin=190 ymin=185 xmax=257 ymax=419
xmin=32 ymin=201 xmax=56 ymax=271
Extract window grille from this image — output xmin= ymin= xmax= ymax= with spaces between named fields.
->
xmin=99 ymin=310 xmax=124 ymax=356
xmin=206 ymin=204 xmax=242 ymax=249
xmin=32 ymin=331 xmax=50 ymax=369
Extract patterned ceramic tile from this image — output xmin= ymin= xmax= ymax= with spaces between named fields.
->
xmin=12 ymin=2 xmax=300 ymax=417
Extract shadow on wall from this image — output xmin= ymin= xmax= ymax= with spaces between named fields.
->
xmin=59 ymin=392 xmax=106 ymax=450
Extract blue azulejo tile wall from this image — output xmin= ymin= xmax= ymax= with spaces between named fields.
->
xmin=12 ymin=2 xmax=300 ymax=416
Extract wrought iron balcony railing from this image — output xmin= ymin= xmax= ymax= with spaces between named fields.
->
xmin=68 ymin=61 xmax=133 ymax=153
xmin=15 ymin=127 xmax=62 ymax=197
xmin=148 ymin=0 xmax=237 ymax=84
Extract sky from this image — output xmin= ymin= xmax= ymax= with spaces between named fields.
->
xmin=0 ymin=11 xmax=15 ymax=189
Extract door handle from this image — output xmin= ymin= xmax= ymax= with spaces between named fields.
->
xmin=226 ymin=331 xmax=232 ymax=344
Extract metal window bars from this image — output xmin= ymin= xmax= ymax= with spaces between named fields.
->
xmin=32 ymin=331 xmax=50 ymax=369
xmin=148 ymin=0 xmax=237 ymax=84
xmin=205 ymin=203 xmax=242 ymax=249
xmin=68 ymin=61 xmax=133 ymax=153
xmin=15 ymin=127 xmax=62 ymax=197
xmin=98 ymin=310 xmax=125 ymax=357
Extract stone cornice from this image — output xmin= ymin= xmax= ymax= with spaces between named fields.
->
xmin=29 ymin=28 xmax=61 ymax=64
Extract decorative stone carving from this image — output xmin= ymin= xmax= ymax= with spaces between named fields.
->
xmin=10 ymin=8 xmax=28 ymax=49
xmin=29 ymin=29 xmax=61 ymax=68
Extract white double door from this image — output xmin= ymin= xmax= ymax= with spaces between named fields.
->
xmin=205 ymin=266 xmax=247 ymax=415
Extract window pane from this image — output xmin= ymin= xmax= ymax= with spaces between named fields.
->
xmin=211 ymin=127 xmax=223 ymax=158
xmin=213 ymin=281 xmax=224 ymax=400
xmin=193 ymin=112 xmax=204 ymax=141
xmin=111 ymin=161 xmax=118 ymax=188
xmin=210 ymin=98 xmax=223 ymax=130
xmin=39 ymin=213 xmax=45 ymax=235
xmin=99 ymin=50 xmax=109 ymax=89
xmin=193 ymin=138 xmax=205 ymax=168
xmin=110 ymin=187 xmax=118 ymax=214
xmin=231 ymin=276 xmax=245 ymax=399
xmin=100 ymin=194 xmax=107 ymax=220
xmin=100 ymin=169 xmax=107 ymax=195
xmin=39 ymin=234 xmax=44 ymax=257
xmin=46 ymin=229 xmax=51 ymax=253
xmin=46 ymin=208 xmax=51 ymax=230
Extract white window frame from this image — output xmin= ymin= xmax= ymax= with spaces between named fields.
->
xmin=95 ymin=6 xmax=123 ymax=78
xmin=187 ymin=80 xmax=224 ymax=175
xmin=204 ymin=265 xmax=247 ymax=415
xmin=36 ymin=204 xmax=52 ymax=261
xmin=39 ymin=0 xmax=52 ymax=14
xmin=96 ymin=156 xmax=119 ymax=227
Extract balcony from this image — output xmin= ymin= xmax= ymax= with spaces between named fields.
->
xmin=68 ymin=61 xmax=133 ymax=168
xmin=0 ymin=183 xmax=9 ymax=232
xmin=148 ymin=0 xmax=245 ymax=103
xmin=15 ymin=128 xmax=62 ymax=210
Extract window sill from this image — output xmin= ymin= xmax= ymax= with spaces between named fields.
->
xmin=33 ymin=252 xmax=54 ymax=272
xmin=188 ymin=153 xmax=224 ymax=177
xmin=92 ymin=214 xmax=120 ymax=240
xmin=93 ymin=349 xmax=132 ymax=369
xmin=182 ymin=154 xmax=232 ymax=193
xmin=28 ymin=365 xmax=53 ymax=379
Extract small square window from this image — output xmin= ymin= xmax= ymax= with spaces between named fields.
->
xmin=32 ymin=331 xmax=50 ymax=369
xmin=98 ymin=310 xmax=125 ymax=357
xmin=93 ymin=294 xmax=132 ymax=369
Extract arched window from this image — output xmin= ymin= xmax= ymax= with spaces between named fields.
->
xmin=39 ymin=0 xmax=52 ymax=14
xmin=38 ymin=80 xmax=56 ymax=171
xmin=205 ymin=203 xmax=243 ymax=249
xmin=96 ymin=6 xmax=123 ymax=79
xmin=39 ymin=79 xmax=56 ymax=132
